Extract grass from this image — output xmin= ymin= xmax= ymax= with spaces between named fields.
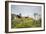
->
xmin=11 ymin=17 xmax=41 ymax=28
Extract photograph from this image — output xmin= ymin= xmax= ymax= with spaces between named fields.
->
xmin=11 ymin=5 xmax=41 ymax=28
xmin=5 ymin=1 xmax=45 ymax=33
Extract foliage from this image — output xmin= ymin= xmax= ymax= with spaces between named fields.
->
xmin=11 ymin=17 xmax=41 ymax=28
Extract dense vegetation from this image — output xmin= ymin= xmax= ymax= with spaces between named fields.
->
xmin=11 ymin=16 xmax=41 ymax=28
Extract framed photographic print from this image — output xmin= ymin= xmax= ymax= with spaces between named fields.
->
xmin=5 ymin=1 xmax=45 ymax=33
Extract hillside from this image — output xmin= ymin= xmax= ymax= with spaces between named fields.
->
xmin=11 ymin=14 xmax=41 ymax=28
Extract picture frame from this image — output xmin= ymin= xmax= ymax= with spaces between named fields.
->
xmin=5 ymin=1 xmax=45 ymax=33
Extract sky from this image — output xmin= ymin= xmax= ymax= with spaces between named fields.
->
xmin=11 ymin=5 xmax=41 ymax=17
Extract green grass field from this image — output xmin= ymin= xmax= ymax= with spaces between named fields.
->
xmin=11 ymin=17 xmax=41 ymax=28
